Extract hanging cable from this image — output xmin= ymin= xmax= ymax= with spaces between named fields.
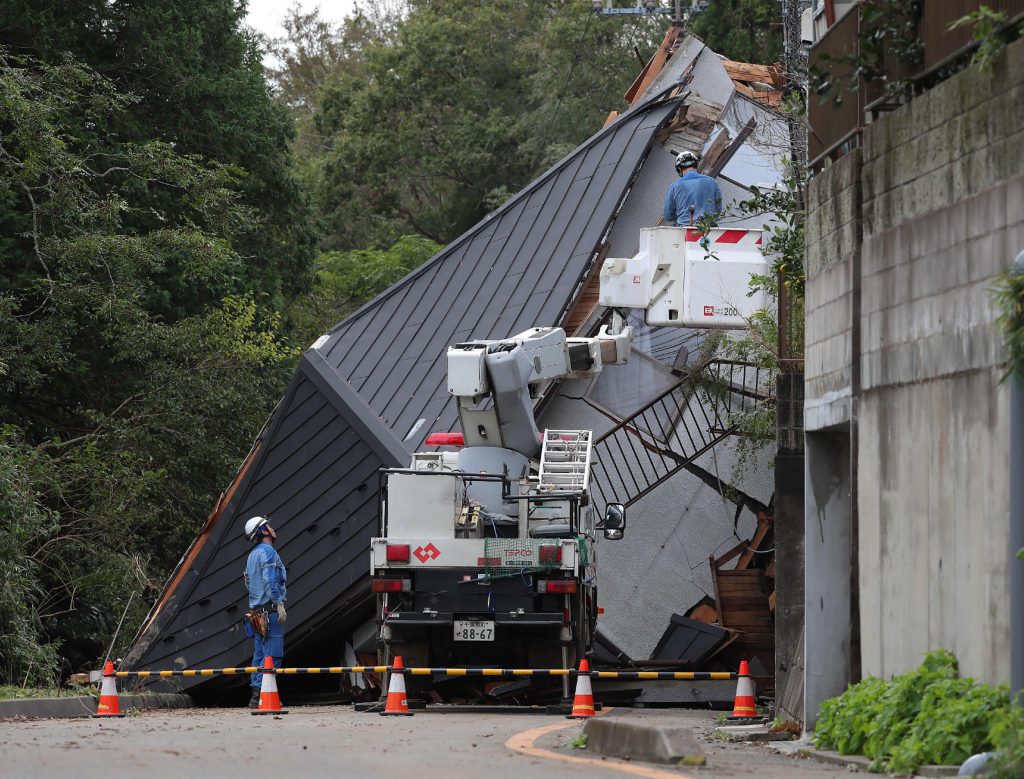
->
xmin=539 ymin=10 xmax=594 ymax=152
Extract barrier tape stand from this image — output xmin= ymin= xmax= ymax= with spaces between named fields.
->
xmin=115 ymin=666 xmax=737 ymax=681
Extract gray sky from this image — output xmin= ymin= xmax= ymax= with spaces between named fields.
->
xmin=244 ymin=0 xmax=360 ymax=42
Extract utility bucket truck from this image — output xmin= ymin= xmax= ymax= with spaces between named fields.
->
xmin=600 ymin=226 xmax=769 ymax=328
xmin=370 ymin=326 xmax=631 ymax=679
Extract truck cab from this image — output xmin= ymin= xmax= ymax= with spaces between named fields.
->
xmin=371 ymin=432 xmax=625 ymax=674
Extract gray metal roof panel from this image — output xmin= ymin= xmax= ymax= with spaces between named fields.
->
xmin=122 ymin=365 xmax=393 ymax=687
xmin=320 ymin=98 xmax=683 ymax=453
xmin=125 ymin=94 xmax=684 ymax=690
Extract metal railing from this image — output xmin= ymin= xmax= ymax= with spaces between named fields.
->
xmin=809 ymin=1 xmax=1024 ymax=169
xmin=590 ymin=360 xmax=774 ymax=511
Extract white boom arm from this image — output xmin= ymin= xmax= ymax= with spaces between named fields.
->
xmin=447 ymin=325 xmax=633 ymax=458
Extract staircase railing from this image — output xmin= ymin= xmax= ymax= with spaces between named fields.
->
xmin=590 ymin=360 xmax=774 ymax=511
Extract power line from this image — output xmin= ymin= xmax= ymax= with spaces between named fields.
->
xmin=540 ymin=9 xmax=594 ymax=152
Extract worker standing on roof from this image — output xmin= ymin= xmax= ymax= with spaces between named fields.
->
xmin=243 ymin=516 xmax=288 ymax=708
xmin=662 ymin=151 xmax=723 ymax=225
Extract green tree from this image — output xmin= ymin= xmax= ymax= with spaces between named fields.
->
xmin=289 ymin=234 xmax=442 ymax=347
xmin=307 ymin=0 xmax=662 ymax=250
xmin=0 ymin=0 xmax=317 ymax=299
xmin=0 ymin=50 xmax=296 ymax=682
xmin=691 ymin=0 xmax=783 ymax=64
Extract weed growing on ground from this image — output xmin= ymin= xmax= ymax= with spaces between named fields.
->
xmin=0 ymin=684 xmax=94 ymax=700
xmin=815 ymin=650 xmax=1023 ymax=775
xmin=567 ymin=733 xmax=587 ymax=750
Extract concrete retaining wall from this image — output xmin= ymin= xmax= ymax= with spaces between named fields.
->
xmin=805 ymin=150 xmax=861 ymax=432
xmin=804 ymin=36 xmax=1023 ymax=694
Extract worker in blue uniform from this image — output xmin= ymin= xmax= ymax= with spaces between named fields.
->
xmin=243 ymin=516 xmax=288 ymax=708
xmin=662 ymin=150 xmax=723 ymax=225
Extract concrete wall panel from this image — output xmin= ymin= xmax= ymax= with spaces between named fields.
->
xmin=859 ymin=371 xmax=1010 ymax=684
xmin=804 ymin=37 xmax=1023 ymax=707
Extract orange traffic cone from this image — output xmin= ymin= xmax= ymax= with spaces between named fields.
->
xmin=727 ymin=659 xmax=759 ymax=721
xmin=566 ymin=659 xmax=596 ymax=719
xmin=379 ymin=655 xmax=414 ymax=716
xmin=93 ymin=660 xmax=126 ymax=718
xmin=252 ymin=656 xmax=288 ymax=715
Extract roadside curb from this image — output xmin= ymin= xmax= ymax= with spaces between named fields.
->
xmin=583 ymin=713 xmax=706 ymax=766
xmin=0 ymin=692 xmax=194 ymax=719
xmin=768 ymin=742 xmax=959 ymax=777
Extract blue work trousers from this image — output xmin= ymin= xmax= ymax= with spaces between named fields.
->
xmin=250 ymin=610 xmax=285 ymax=688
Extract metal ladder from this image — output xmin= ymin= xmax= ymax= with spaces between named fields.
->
xmin=538 ymin=429 xmax=593 ymax=491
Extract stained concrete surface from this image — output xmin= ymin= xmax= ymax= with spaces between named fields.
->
xmin=0 ymin=705 xmax=845 ymax=779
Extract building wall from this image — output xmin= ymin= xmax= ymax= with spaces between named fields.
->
xmin=805 ymin=37 xmax=1024 ymax=696
xmin=805 ymin=149 xmax=860 ymax=432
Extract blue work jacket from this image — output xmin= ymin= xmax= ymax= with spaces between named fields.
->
xmin=245 ymin=542 xmax=287 ymax=608
xmin=663 ymin=171 xmax=723 ymax=225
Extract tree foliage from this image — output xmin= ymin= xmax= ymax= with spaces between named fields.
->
xmin=1 ymin=0 xmax=317 ymax=298
xmin=286 ymin=0 xmax=664 ymax=250
xmin=289 ymin=234 xmax=442 ymax=347
xmin=0 ymin=43 xmax=297 ymax=682
xmin=691 ymin=0 xmax=783 ymax=64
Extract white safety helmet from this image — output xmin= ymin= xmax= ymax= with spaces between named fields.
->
xmin=244 ymin=516 xmax=271 ymax=543
xmin=674 ymin=150 xmax=701 ymax=171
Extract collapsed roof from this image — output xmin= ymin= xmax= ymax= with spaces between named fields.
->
xmin=122 ymin=91 xmax=687 ymax=692
xmin=123 ymin=31 xmax=787 ymax=694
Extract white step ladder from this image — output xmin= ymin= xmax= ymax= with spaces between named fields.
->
xmin=538 ymin=429 xmax=592 ymax=491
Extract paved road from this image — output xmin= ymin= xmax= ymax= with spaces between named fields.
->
xmin=0 ymin=706 xmax=845 ymax=779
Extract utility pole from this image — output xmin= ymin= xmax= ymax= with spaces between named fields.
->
xmin=780 ymin=0 xmax=810 ymax=168
xmin=774 ymin=0 xmax=813 ymax=727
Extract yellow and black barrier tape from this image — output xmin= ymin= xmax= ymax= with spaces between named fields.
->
xmin=115 ymin=667 xmax=736 ymax=680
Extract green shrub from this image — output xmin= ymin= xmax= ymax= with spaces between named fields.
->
xmin=815 ymin=650 xmax=1022 ymax=774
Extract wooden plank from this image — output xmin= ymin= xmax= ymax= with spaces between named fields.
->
xmin=561 ymin=243 xmax=610 ymax=336
xmin=687 ymin=602 xmax=719 ymax=624
xmin=713 ymin=540 xmax=748 ymax=570
xmin=702 ymin=128 xmax=732 ymax=174
xmin=722 ymin=60 xmax=782 ymax=84
xmin=732 ymin=81 xmax=783 ymax=107
xmin=602 ymin=110 xmax=619 ymax=129
xmin=624 ymin=26 xmax=680 ymax=105
xmin=737 ymin=515 xmax=772 ymax=569
xmin=776 ymin=624 xmax=805 ymax=723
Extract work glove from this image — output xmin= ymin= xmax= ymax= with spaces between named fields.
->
xmin=276 ymin=602 xmax=287 ymax=625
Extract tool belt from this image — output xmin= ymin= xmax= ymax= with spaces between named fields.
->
xmin=243 ymin=608 xmax=269 ymax=639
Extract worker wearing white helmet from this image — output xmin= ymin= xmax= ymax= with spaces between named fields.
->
xmin=662 ymin=150 xmax=723 ymax=226
xmin=242 ymin=516 xmax=288 ymax=708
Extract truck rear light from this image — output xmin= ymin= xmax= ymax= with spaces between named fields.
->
xmin=386 ymin=544 xmax=410 ymax=562
xmin=538 ymin=545 xmax=562 ymax=564
xmin=537 ymin=579 xmax=577 ymax=594
xmin=371 ymin=578 xmax=411 ymax=593
xmin=425 ymin=432 xmax=465 ymax=446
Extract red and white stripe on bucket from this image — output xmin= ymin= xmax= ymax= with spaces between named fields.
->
xmin=684 ymin=228 xmax=763 ymax=247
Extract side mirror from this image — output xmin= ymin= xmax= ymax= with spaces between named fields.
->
xmin=601 ymin=503 xmax=626 ymax=540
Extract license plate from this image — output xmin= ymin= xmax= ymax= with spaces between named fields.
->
xmin=453 ymin=620 xmax=494 ymax=641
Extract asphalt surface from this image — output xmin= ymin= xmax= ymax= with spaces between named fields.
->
xmin=0 ymin=705 xmax=847 ymax=779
